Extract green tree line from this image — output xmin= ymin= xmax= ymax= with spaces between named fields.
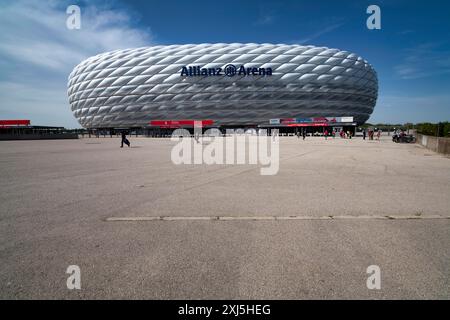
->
xmin=415 ymin=122 xmax=450 ymax=137
xmin=362 ymin=122 xmax=450 ymax=137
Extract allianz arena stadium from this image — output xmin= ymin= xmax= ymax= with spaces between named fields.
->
xmin=67 ymin=43 xmax=378 ymax=130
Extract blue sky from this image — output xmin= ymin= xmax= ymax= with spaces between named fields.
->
xmin=0 ymin=0 xmax=449 ymax=127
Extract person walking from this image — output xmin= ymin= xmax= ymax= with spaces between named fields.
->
xmin=121 ymin=131 xmax=130 ymax=148
xmin=363 ymin=129 xmax=366 ymax=140
xmin=194 ymin=130 xmax=200 ymax=144
xmin=302 ymin=129 xmax=306 ymax=140
xmin=272 ymin=129 xmax=278 ymax=142
xmin=377 ymin=129 xmax=381 ymax=140
xmin=324 ymin=129 xmax=328 ymax=140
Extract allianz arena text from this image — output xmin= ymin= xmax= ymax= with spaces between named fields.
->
xmin=67 ymin=43 xmax=378 ymax=129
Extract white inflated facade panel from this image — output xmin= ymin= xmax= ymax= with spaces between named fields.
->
xmin=67 ymin=43 xmax=378 ymax=128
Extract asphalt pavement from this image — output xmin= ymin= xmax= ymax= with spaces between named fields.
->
xmin=0 ymin=135 xmax=449 ymax=299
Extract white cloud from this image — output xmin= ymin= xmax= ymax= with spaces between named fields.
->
xmin=369 ymin=94 xmax=450 ymax=124
xmin=254 ymin=14 xmax=274 ymax=26
xmin=394 ymin=42 xmax=450 ymax=80
xmin=253 ymin=3 xmax=278 ymax=26
xmin=289 ymin=22 xmax=344 ymax=45
xmin=287 ymin=13 xmax=346 ymax=45
xmin=0 ymin=0 xmax=153 ymax=128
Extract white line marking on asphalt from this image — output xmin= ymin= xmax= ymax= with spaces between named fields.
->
xmin=105 ymin=215 xmax=450 ymax=222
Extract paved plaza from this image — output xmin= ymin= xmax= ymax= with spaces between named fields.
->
xmin=0 ymin=136 xmax=449 ymax=299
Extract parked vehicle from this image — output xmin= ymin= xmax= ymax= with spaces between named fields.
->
xmin=392 ymin=131 xmax=416 ymax=143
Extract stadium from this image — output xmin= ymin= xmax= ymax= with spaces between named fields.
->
xmin=67 ymin=43 xmax=378 ymax=134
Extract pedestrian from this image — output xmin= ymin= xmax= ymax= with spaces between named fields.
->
xmin=274 ymin=129 xmax=279 ymax=141
xmin=297 ymin=130 xmax=301 ymax=139
xmin=324 ymin=129 xmax=328 ymax=140
xmin=302 ymin=129 xmax=306 ymax=140
xmin=194 ymin=130 xmax=200 ymax=143
xmin=332 ymin=129 xmax=336 ymax=139
xmin=121 ymin=131 xmax=130 ymax=148
xmin=363 ymin=129 xmax=366 ymax=140
xmin=377 ymin=129 xmax=381 ymax=140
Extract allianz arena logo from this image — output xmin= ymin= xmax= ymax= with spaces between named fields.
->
xmin=180 ymin=64 xmax=273 ymax=77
